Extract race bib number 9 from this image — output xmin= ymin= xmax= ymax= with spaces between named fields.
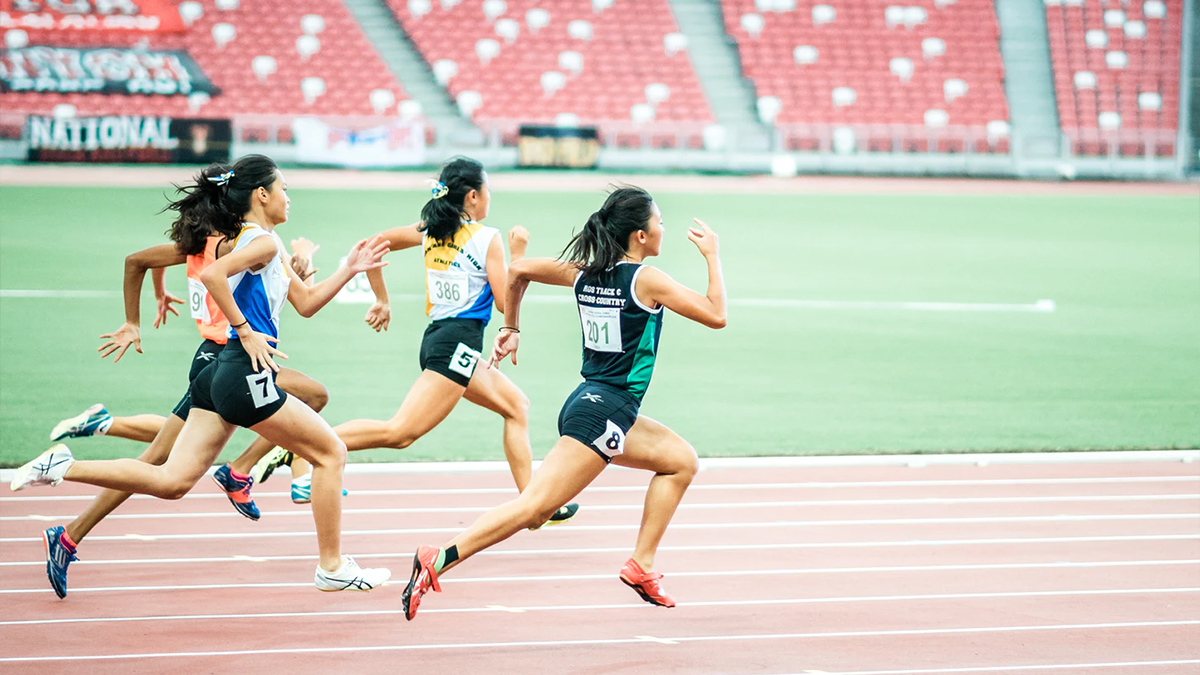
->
xmin=187 ymin=277 xmax=211 ymax=322
xmin=427 ymin=269 xmax=469 ymax=308
xmin=579 ymin=305 xmax=621 ymax=353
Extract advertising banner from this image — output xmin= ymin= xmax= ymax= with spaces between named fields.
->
xmin=0 ymin=46 xmax=217 ymax=96
xmin=0 ymin=0 xmax=185 ymax=33
xmin=517 ymin=125 xmax=600 ymax=168
xmin=26 ymin=115 xmax=231 ymax=163
xmin=292 ymin=117 xmax=425 ymax=168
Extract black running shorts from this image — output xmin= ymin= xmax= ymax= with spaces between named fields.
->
xmin=172 ymin=339 xmax=225 ymax=421
xmin=557 ymin=381 xmax=640 ymax=464
xmin=418 ymin=317 xmax=485 ymax=387
xmin=188 ymin=339 xmax=288 ymax=428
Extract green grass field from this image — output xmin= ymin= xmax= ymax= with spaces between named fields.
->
xmin=1 ymin=183 xmax=1197 ymax=467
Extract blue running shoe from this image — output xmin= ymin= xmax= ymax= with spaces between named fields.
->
xmin=290 ymin=473 xmax=348 ymax=504
xmin=43 ymin=526 xmax=77 ymax=599
xmin=50 ymin=404 xmax=113 ymax=442
xmin=212 ymin=464 xmax=260 ymax=521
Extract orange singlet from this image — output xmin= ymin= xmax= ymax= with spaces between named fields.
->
xmin=185 ymin=236 xmax=230 ymax=344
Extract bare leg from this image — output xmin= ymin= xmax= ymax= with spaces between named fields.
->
xmin=62 ymin=411 xmax=235 ymax=500
xmin=610 ymin=415 xmax=699 ymax=571
xmin=464 ymin=365 xmax=533 ymax=492
xmin=106 ymin=415 xmax=167 ymax=443
xmin=249 ymin=397 xmax=347 ymax=572
xmin=440 ymin=438 xmax=605 ymax=575
xmin=228 ymin=368 xmax=329 ymax=475
xmin=65 ymin=414 xmax=184 ymax=543
xmin=333 ymin=370 xmax=465 ymax=452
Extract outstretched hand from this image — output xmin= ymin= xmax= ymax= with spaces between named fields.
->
xmin=489 ymin=330 xmax=520 ymax=368
xmin=153 ymin=291 xmax=185 ymax=329
xmin=98 ymin=323 xmax=142 ymax=363
xmin=345 ymin=235 xmax=390 ymax=276
xmin=365 ymin=301 xmax=391 ymax=332
xmin=687 ymin=218 xmax=719 ymax=258
xmin=238 ymin=328 xmax=288 ymax=373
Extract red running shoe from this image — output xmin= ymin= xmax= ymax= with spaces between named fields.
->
xmin=619 ymin=558 xmax=676 ymax=608
xmin=401 ymin=545 xmax=442 ymax=620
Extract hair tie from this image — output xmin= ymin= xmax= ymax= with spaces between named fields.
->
xmin=208 ymin=170 xmax=235 ymax=186
xmin=426 ymin=179 xmax=449 ymax=200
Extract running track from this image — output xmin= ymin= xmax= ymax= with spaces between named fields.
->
xmin=1 ymin=459 xmax=1198 ymax=674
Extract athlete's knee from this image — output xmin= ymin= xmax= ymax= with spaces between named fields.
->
xmin=307 ymin=437 xmax=347 ymax=470
xmin=157 ymin=474 xmax=198 ymax=500
xmin=669 ymin=441 xmax=699 ymax=481
xmin=381 ymin=422 xmax=418 ymax=449
xmin=295 ymin=382 xmax=330 ymax=413
xmin=509 ymin=390 xmax=530 ymax=422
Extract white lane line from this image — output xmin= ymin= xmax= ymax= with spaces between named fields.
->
xmin=0 ymin=290 xmax=1056 ymax=313
xmin=3 ymin=560 xmax=1196 ymax=595
xmin=2 ymin=587 xmax=1196 ymax=627
xmin=3 ymin=512 xmax=1196 ymax=544
xmin=0 ymin=620 xmax=1195 ymax=663
xmin=4 ymin=475 xmax=1195 ymax=503
xmin=7 ymin=493 xmax=1195 ymax=522
xmin=743 ymin=659 xmax=1200 ymax=675
xmin=2 ymin=533 xmax=1195 ymax=568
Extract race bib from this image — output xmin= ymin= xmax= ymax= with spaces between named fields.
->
xmin=580 ymin=305 xmax=621 ymax=353
xmin=427 ymin=268 xmax=469 ymax=308
xmin=449 ymin=342 xmax=481 ymax=379
xmin=245 ymin=370 xmax=281 ymax=409
xmin=592 ymin=419 xmax=626 ymax=459
xmin=187 ymin=277 xmax=210 ymax=322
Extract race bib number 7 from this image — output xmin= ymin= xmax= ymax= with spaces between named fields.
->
xmin=427 ymin=269 xmax=469 ymax=308
xmin=579 ymin=305 xmax=621 ymax=353
xmin=187 ymin=278 xmax=211 ymax=322
xmin=245 ymin=370 xmax=281 ymax=409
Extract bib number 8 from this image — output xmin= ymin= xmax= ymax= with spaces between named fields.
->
xmin=592 ymin=419 xmax=626 ymax=459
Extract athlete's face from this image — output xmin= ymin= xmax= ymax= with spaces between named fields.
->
xmin=262 ymin=171 xmax=289 ymax=225
xmin=463 ymin=172 xmax=490 ymax=222
xmin=637 ymin=201 xmax=665 ymax=258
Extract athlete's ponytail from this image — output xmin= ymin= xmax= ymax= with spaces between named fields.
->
xmin=162 ymin=154 xmax=279 ymax=255
xmin=561 ymin=186 xmax=655 ymax=278
xmin=420 ymin=157 xmax=486 ymax=242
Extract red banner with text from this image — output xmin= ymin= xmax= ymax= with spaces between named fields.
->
xmin=0 ymin=0 xmax=185 ymax=33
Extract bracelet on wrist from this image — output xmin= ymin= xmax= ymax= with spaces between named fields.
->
xmin=231 ymin=319 xmax=249 ymax=329
xmin=499 ymin=326 xmax=520 ymax=334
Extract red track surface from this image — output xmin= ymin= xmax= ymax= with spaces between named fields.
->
xmin=2 ymin=461 xmax=1198 ymax=674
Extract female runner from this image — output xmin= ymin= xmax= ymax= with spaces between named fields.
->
xmin=331 ymin=158 xmax=578 ymax=524
xmin=399 ymin=186 xmax=727 ymax=619
xmin=12 ymin=155 xmax=391 ymax=591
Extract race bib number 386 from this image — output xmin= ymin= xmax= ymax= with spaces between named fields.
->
xmin=579 ymin=305 xmax=621 ymax=353
xmin=427 ymin=269 xmax=469 ymax=308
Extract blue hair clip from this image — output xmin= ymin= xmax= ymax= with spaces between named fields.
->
xmin=208 ymin=170 xmax=235 ymax=186
xmin=426 ymin=179 xmax=449 ymax=200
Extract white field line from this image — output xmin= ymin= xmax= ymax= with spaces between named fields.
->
xmin=740 ymin=659 xmax=1200 ymax=675
xmin=2 ymin=586 xmax=1196 ymax=626
xmin=0 ymin=289 xmax=1056 ymax=313
xmin=2 ymin=475 xmax=1196 ymax=503
xmin=2 ymin=559 xmax=1196 ymax=595
xmin=2 ymin=513 xmax=1197 ymax=544
xmin=5 ymin=493 xmax=1196 ymax=522
xmin=2 ymin=533 xmax=1195 ymax=568
xmin=0 ymin=620 xmax=1196 ymax=663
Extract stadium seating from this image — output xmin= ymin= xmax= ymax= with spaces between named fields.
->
xmin=0 ymin=0 xmax=409 ymax=125
xmin=722 ymin=0 xmax=1010 ymax=153
xmin=1044 ymin=0 xmax=1180 ymax=156
xmin=388 ymin=0 xmax=714 ymax=147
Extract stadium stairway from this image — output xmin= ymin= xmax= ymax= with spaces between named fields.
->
xmin=995 ymin=0 xmax=1063 ymax=160
xmin=667 ymin=0 xmax=773 ymax=150
xmin=342 ymin=0 xmax=483 ymax=144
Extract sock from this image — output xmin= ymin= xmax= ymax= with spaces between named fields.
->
xmin=60 ymin=530 xmax=78 ymax=554
xmin=229 ymin=468 xmax=251 ymax=482
xmin=433 ymin=545 xmax=458 ymax=573
xmin=96 ymin=418 xmax=113 ymax=435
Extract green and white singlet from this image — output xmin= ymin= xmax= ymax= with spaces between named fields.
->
xmin=574 ymin=262 xmax=663 ymax=401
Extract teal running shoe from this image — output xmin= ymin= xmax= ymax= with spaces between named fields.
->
xmin=290 ymin=473 xmax=347 ymax=504
xmin=50 ymin=404 xmax=113 ymax=442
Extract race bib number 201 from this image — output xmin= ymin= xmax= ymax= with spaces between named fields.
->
xmin=579 ymin=305 xmax=621 ymax=353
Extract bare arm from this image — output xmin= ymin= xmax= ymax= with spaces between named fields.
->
xmin=485 ymin=227 xmax=528 ymax=315
xmin=635 ymin=219 xmax=727 ymax=329
xmin=489 ymin=257 xmax=578 ymax=366
xmin=286 ymin=236 xmax=390 ymax=318
xmin=98 ymin=243 xmax=186 ymax=362
xmin=365 ymin=222 xmax=423 ymax=331
xmin=199 ymin=236 xmax=286 ymax=372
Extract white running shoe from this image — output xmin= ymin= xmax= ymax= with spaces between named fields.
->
xmin=314 ymin=555 xmax=391 ymax=592
xmin=11 ymin=445 xmax=75 ymax=491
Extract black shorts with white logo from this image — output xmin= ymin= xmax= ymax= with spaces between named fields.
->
xmin=557 ymin=381 xmax=640 ymax=464
xmin=172 ymin=339 xmax=226 ymax=421
xmin=188 ymin=339 xmax=288 ymax=428
xmin=419 ymin=317 xmax=485 ymax=387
